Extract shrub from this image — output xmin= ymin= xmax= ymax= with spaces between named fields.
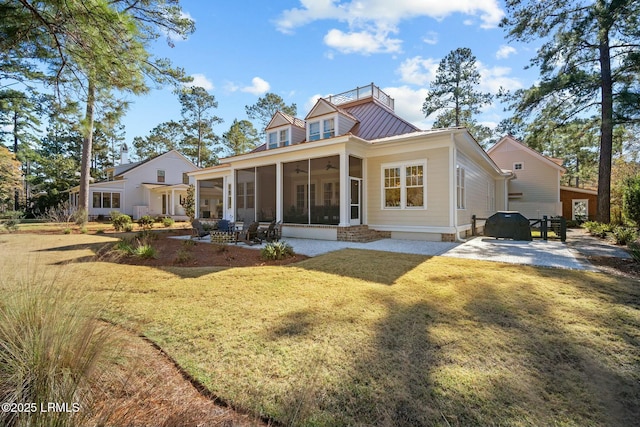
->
xmin=612 ymin=226 xmax=638 ymax=246
xmin=2 ymin=218 xmax=20 ymax=232
xmin=162 ymin=216 xmax=175 ymax=227
xmin=96 ymin=228 xmax=105 ymax=234
xmin=623 ymin=175 xmax=640 ymax=225
xmin=261 ymin=241 xmax=295 ymax=260
xmin=63 ymin=227 xmax=72 ymax=234
xmin=583 ymin=221 xmax=612 ymax=238
xmin=175 ymin=248 xmax=193 ymax=264
xmin=134 ymin=244 xmax=157 ymax=259
xmin=0 ymin=277 xmax=111 ymax=427
xmin=110 ymin=211 xmax=132 ymax=232
xmin=137 ymin=215 xmax=155 ymax=230
xmin=629 ymin=242 xmax=640 ymax=263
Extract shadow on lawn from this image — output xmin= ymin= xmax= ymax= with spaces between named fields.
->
xmin=293 ymin=248 xmax=431 ymax=285
xmin=279 ymin=274 xmax=640 ymax=426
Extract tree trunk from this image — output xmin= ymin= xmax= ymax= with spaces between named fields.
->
xmin=596 ymin=33 xmax=613 ymax=223
xmin=78 ymin=79 xmax=96 ymax=224
xmin=13 ymin=110 xmax=19 ymax=211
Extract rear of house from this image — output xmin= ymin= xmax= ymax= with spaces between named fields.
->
xmin=190 ymin=84 xmax=510 ymax=241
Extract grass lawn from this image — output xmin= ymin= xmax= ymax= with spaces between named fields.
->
xmin=1 ymin=233 xmax=639 ymax=426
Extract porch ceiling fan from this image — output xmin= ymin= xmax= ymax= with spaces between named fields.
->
xmin=326 ymin=160 xmax=338 ymax=170
xmin=295 ymin=163 xmax=307 ymax=174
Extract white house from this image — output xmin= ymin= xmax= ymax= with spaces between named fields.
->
xmin=70 ymin=148 xmax=198 ymax=220
xmin=190 ymin=83 xmax=511 ymax=241
xmin=487 ymin=135 xmax=566 ymax=219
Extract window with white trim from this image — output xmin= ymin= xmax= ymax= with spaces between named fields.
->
xmin=323 ymin=118 xmax=335 ymax=139
xmin=382 ymin=161 xmax=426 ymax=209
xmin=157 ymin=170 xmax=165 ymax=183
xmin=487 ymin=181 xmax=495 ymax=211
xmin=456 ymin=165 xmax=466 ymax=209
xmin=92 ymin=192 xmax=121 ymax=209
xmin=309 ymin=121 xmax=320 ymax=141
xmin=514 ymin=162 xmax=524 ymax=171
xmin=268 ymin=131 xmax=278 ymax=149
xmin=280 ymin=129 xmax=289 ymax=146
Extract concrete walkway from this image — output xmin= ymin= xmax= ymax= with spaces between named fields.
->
xmin=175 ymin=228 xmax=632 ymax=271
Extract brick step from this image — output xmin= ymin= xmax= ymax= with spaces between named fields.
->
xmin=337 ymin=225 xmax=390 ymax=243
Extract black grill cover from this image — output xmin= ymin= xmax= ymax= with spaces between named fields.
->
xmin=484 ymin=211 xmax=532 ymax=241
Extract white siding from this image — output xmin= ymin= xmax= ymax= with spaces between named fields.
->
xmin=367 ymin=147 xmax=450 ymax=228
xmin=456 ymin=150 xmax=497 ymax=226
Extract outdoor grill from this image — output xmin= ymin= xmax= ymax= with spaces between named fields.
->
xmin=484 ymin=211 xmax=532 ymax=241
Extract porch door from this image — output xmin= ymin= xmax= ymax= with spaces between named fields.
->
xmin=162 ymin=194 xmax=167 ymax=215
xmin=350 ymin=178 xmax=361 ymax=225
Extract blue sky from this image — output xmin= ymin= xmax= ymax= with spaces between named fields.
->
xmin=121 ymin=0 xmax=542 ymax=144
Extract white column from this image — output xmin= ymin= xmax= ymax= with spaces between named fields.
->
xmin=339 ymin=152 xmax=349 ymax=226
xmin=276 ymin=161 xmax=282 ymax=222
xmin=170 ymin=189 xmax=175 ymax=215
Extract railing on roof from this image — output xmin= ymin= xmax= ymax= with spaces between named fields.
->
xmin=325 ymin=83 xmax=394 ymax=111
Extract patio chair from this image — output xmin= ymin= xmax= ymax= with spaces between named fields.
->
xmin=261 ymin=220 xmax=282 ymax=242
xmin=190 ymin=219 xmax=210 ymax=240
xmin=236 ymin=221 xmax=262 ymax=246
xmin=258 ymin=220 xmax=276 ymax=242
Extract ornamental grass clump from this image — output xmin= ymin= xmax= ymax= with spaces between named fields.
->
xmin=0 ymin=276 xmax=111 ymax=427
xmin=260 ymin=241 xmax=295 ymax=260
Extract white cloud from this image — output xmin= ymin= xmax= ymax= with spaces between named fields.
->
xmin=241 ymin=77 xmax=271 ymax=96
xmin=422 ymin=31 xmax=438 ymax=45
xmin=478 ymin=63 xmax=523 ymax=93
xmin=276 ymin=0 xmax=504 ymax=33
xmin=187 ymin=73 xmax=214 ymax=91
xmin=383 ymin=85 xmax=431 ymax=130
xmin=324 ymin=28 xmax=402 ymax=55
xmin=275 ymin=1 xmax=504 ymax=54
xmin=496 ymin=45 xmax=517 ymax=59
xmin=397 ymin=56 xmax=439 ymax=86
xmin=305 ymin=93 xmax=324 ymax=112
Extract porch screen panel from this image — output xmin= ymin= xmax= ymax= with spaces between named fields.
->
xmin=257 ymin=165 xmax=276 ymax=221
xmin=283 ymin=161 xmax=308 ymax=224
xmin=236 ymin=168 xmax=255 ymax=223
xmin=349 ymin=156 xmax=363 ymax=178
xmin=310 ymin=156 xmax=340 ymax=225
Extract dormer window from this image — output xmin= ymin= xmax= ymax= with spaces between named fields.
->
xmin=309 ymin=122 xmax=320 ymax=141
xmin=280 ymin=129 xmax=289 ymax=147
xmin=268 ymin=132 xmax=278 ymax=149
xmin=323 ymin=118 xmax=335 ymax=139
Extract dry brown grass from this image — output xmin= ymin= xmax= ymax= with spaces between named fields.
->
xmin=2 ymin=233 xmax=639 ymax=426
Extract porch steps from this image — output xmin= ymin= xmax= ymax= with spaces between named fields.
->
xmin=337 ymin=225 xmax=390 ymax=243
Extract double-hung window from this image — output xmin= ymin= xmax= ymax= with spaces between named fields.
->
xmin=382 ymin=162 xmax=426 ymax=209
xmin=279 ymin=129 xmax=289 ymax=147
xmin=157 ymin=170 xmax=165 ymax=183
xmin=323 ymin=118 xmax=335 ymax=139
xmin=309 ymin=122 xmax=320 ymax=141
xmin=268 ymin=132 xmax=278 ymax=149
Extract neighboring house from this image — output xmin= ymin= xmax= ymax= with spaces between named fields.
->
xmin=70 ymin=147 xmax=198 ymax=220
xmin=190 ymin=83 xmax=511 ymax=241
xmin=560 ymin=185 xmax=598 ymax=221
xmin=487 ymin=135 xmax=566 ymax=219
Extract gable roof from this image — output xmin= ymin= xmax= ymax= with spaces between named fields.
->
xmin=266 ymin=111 xmax=305 ymax=130
xmin=112 ymin=150 xmax=198 ymax=178
xmin=488 ymin=135 xmax=566 ymax=173
xmin=305 ymin=98 xmax=359 ymax=123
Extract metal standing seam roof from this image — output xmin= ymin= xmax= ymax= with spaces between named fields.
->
xmin=343 ymin=100 xmax=421 ymax=140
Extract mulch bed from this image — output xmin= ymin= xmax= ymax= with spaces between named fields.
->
xmin=585 ymin=255 xmax=640 ymax=280
xmin=106 ymin=231 xmax=308 ymax=268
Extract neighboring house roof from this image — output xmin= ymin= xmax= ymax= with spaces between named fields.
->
xmin=488 ymin=135 xmax=566 ymax=174
xmin=560 ymin=185 xmax=598 ymax=195
xmin=105 ymin=150 xmax=197 ymax=180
